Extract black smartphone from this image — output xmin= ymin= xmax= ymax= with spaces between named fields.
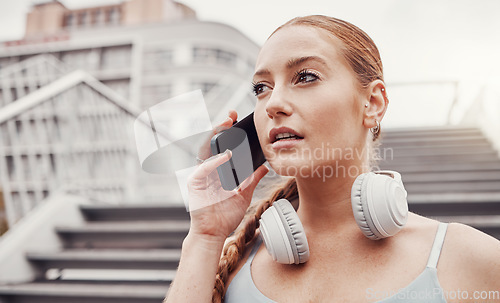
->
xmin=210 ymin=112 xmax=267 ymax=191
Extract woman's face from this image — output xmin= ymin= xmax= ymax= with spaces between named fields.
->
xmin=253 ymin=25 xmax=369 ymax=178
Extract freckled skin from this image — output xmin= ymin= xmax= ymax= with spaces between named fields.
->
xmin=253 ymin=25 xmax=367 ymax=177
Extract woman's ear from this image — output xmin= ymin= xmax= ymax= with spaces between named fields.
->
xmin=363 ymin=80 xmax=388 ymax=129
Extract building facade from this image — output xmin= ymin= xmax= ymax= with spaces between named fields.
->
xmin=0 ymin=0 xmax=261 ymax=227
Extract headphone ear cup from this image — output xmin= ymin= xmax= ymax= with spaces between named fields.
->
xmin=259 ymin=199 xmax=309 ymax=264
xmin=351 ymin=172 xmax=409 ymax=240
xmin=351 ymin=172 xmax=380 ymax=239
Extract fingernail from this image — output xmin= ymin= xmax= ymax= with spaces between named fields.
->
xmin=225 ymin=149 xmax=232 ymax=157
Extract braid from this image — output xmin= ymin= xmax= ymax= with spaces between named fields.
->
xmin=212 ymin=177 xmax=298 ymax=303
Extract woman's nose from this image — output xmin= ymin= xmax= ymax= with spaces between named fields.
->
xmin=265 ymin=87 xmax=293 ymax=119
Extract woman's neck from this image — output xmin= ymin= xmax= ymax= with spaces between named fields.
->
xmin=295 ymin=164 xmax=366 ymax=236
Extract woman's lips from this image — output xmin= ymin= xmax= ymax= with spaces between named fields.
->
xmin=271 ymin=137 xmax=304 ymax=150
xmin=269 ymin=127 xmax=304 ymax=143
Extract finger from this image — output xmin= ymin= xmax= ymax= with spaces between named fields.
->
xmin=214 ymin=117 xmax=233 ymax=133
xmin=197 ymin=115 xmax=233 ymax=159
xmin=214 ymin=110 xmax=238 ymax=133
xmin=214 ymin=115 xmax=237 ymax=133
xmin=191 ymin=149 xmax=232 ymax=180
xmin=228 ymin=110 xmax=238 ymax=124
xmin=196 ymin=111 xmax=238 ymax=160
xmin=237 ymin=164 xmax=270 ymax=193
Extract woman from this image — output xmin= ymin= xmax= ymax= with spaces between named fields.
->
xmin=165 ymin=15 xmax=500 ymax=303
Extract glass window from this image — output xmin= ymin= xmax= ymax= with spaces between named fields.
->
xmin=192 ymin=47 xmax=237 ymax=67
xmin=142 ymin=84 xmax=172 ymax=107
xmin=79 ymin=12 xmax=87 ymax=26
xmin=60 ymin=50 xmax=92 ymax=70
xmin=65 ymin=13 xmax=74 ymax=28
xmin=143 ymin=49 xmax=173 ymax=71
xmin=6 ymin=156 xmax=14 ymax=178
xmin=84 ymin=11 xmax=92 ymax=27
xmin=96 ymin=9 xmax=106 ymax=25
xmin=101 ymin=46 xmax=132 ymax=70
xmin=109 ymin=8 xmax=120 ymax=25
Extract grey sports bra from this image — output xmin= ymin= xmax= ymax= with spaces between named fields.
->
xmin=225 ymin=222 xmax=449 ymax=303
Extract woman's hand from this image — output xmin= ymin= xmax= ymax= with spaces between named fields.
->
xmin=187 ymin=110 xmax=269 ymax=242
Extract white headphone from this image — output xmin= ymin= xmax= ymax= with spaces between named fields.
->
xmin=258 ymin=170 xmax=409 ymax=264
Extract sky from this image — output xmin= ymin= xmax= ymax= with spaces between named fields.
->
xmin=0 ymin=0 xmax=499 ymax=128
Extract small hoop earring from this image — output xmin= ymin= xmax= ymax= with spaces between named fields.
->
xmin=370 ymin=120 xmax=380 ymax=141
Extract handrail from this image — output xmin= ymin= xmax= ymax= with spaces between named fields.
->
xmin=0 ymin=53 xmax=68 ymax=77
xmin=0 ymin=69 xmax=196 ymax=157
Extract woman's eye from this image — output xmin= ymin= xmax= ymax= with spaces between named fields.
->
xmin=252 ymin=83 xmax=269 ymax=96
xmin=295 ymin=70 xmax=320 ymax=84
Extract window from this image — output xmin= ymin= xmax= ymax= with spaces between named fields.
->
xmin=65 ymin=13 xmax=75 ymax=28
xmin=109 ymin=8 xmax=120 ymax=25
xmin=142 ymin=84 xmax=172 ymax=107
xmin=101 ymin=46 xmax=131 ymax=70
xmin=60 ymin=50 xmax=92 ymax=70
xmin=6 ymin=156 xmax=14 ymax=178
xmin=78 ymin=12 xmax=87 ymax=26
xmin=193 ymin=47 xmax=237 ymax=67
xmin=143 ymin=49 xmax=173 ymax=71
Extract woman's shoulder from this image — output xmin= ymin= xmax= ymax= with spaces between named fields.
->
xmin=441 ymin=220 xmax=500 ymax=285
xmin=407 ymin=212 xmax=500 ymax=295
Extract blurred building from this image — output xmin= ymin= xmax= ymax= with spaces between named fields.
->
xmin=0 ymin=0 xmax=260 ymax=227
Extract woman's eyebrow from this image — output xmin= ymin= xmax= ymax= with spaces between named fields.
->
xmin=253 ymin=68 xmax=271 ymax=78
xmin=286 ymin=56 xmax=328 ymax=69
xmin=253 ymin=56 xmax=328 ymax=80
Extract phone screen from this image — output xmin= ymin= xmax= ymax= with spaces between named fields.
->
xmin=210 ymin=112 xmax=267 ymax=190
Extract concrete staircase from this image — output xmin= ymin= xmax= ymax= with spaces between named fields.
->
xmin=0 ymin=205 xmax=189 ymax=303
xmin=0 ymin=126 xmax=499 ymax=302
xmin=379 ymin=127 xmax=500 ymax=240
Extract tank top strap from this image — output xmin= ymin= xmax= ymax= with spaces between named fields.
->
xmin=245 ymin=235 xmax=263 ymax=265
xmin=426 ymin=222 xmax=449 ymax=269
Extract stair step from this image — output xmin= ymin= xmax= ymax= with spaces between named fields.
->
xmin=0 ymin=282 xmax=168 ymax=303
xmin=380 ymin=159 xmax=500 ymax=168
xmin=43 ymin=268 xmax=176 ymax=282
xmin=409 ymin=192 xmax=500 ymax=203
xmin=431 ymin=215 xmax=500 ymax=227
xmin=401 ymin=171 xmax=500 ymax=182
xmin=380 ymin=162 xmax=500 ymax=173
xmin=383 ymin=127 xmax=482 ymax=138
xmin=379 ymin=151 xmax=499 ymax=163
xmin=80 ymin=205 xmax=189 ymax=222
xmin=384 ymin=146 xmax=495 ymax=157
xmin=27 ymin=249 xmax=181 ymax=270
xmin=404 ymin=181 xmax=500 ymax=193
xmin=56 ymin=221 xmax=189 ymax=249
xmin=380 ymin=137 xmax=489 ymax=147
xmin=408 ymin=192 xmax=500 ymax=216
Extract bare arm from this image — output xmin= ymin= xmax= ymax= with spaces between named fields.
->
xmin=163 ymin=110 xmax=269 ymax=302
xmin=164 ymin=233 xmax=225 ymax=303
xmin=443 ymin=223 xmax=500 ymax=303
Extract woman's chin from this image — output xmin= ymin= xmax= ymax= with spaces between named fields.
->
xmin=268 ymin=159 xmax=312 ymax=178
xmin=268 ymin=159 xmax=364 ymax=180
